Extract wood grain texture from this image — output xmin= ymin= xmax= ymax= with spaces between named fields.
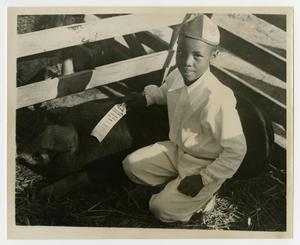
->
xmin=17 ymin=78 xmax=59 ymax=109
xmin=17 ymin=14 xmax=186 ymax=58
xmin=17 ymin=50 xmax=175 ymax=108
xmin=211 ymin=65 xmax=286 ymax=127
xmin=217 ymin=26 xmax=286 ymax=82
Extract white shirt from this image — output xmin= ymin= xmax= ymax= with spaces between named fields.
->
xmin=144 ymin=68 xmax=247 ymax=185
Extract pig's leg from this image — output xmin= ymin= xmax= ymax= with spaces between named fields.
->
xmin=86 ymin=150 xmax=132 ymax=188
xmin=41 ymin=150 xmax=131 ymax=199
xmin=39 ymin=171 xmax=92 ymax=199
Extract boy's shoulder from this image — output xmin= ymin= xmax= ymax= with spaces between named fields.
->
xmin=165 ymin=68 xmax=182 ymax=85
xmin=208 ymin=72 xmax=234 ymax=95
xmin=165 ymin=68 xmax=237 ymax=108
xmin=205 ymin=72 xmax=236 ymax=108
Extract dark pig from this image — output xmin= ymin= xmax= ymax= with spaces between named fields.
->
xmin=17 ymin=94 xmax=273 ymax=197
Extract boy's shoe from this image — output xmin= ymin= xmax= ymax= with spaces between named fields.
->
xmin=203 ymin=195 xmax=216 ymax=213
xmin=189 ymin=195 xmax=216 ymax=223
xmin=194 ymin=194 xmax=216 ymax=215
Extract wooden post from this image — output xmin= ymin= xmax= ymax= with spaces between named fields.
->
xmin=161 ymin=13 xmax=194 ymax=85
xmin=63 ymin=58 xmax=74 ymax=75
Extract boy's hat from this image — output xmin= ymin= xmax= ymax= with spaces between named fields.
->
xmin=179 ymin=14 xmax=220 ymax=46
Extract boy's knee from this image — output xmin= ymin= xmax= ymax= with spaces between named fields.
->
xmin=149 ymin=195 xmax=169 ymax=222
xmin=149 ymin=194 xmax=185 ymax=223
xmin=122 ymin=152 xmax=144 ymax=184
xmin=122 ymin=156 xmax=133 ymax=178
xmin=122 ymin=153 xmax=137 ymax=176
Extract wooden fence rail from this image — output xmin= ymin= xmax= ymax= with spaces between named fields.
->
xmin=253 ymin=14 xmax=286 ymax=31
xmin=17 ymin=50 xmax=175 ymax=108
xmin=17 ymin=14 xmax=185 ymax=58
xmin=218 ymin=26 xmax=286 ymax=82
xmin=16 ymin=13 xmax=287 ymax=168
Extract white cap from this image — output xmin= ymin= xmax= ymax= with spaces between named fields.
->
xmin=179 ymin=14 xmax=220 ymax=46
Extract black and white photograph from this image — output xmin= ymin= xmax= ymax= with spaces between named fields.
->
xmin=7 ymin=7 xmax=293 ymax=239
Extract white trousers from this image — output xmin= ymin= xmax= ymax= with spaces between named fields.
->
xmin=122 ymin=141 xmax=225 ymax=223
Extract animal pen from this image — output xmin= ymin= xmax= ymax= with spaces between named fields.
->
xmin=14 ymin=12 xmax=289 ymax=231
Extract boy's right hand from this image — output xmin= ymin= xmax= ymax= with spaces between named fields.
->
xmin=124 ymin=92 xmax=147 ymax=107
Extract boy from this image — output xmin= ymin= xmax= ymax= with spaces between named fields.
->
xmin=123 ymin=14 xmax=247 ymax=223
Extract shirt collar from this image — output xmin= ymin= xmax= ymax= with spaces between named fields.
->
xmin=168 ymin=67 xmax=210 ymax=92
xmin=187 ymin=67 xmax=210 ymax=95
xmin=168 ymin=69 xmax=186 ymax=91
xmin=187 ymin=68 xmax=211 ymax=109
xmin=167 ymin=68 xmax=211 ymax=109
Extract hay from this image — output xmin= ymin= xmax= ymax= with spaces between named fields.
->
xmin=15 ymin=164 xmax=286 ymax=230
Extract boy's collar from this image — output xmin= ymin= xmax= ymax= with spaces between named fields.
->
xmin=187 ymin=68 xmax=210 ymax=95
xmin=168 ymin=70 xmax=185 ymax=91
xmin=169 ymin=68 xmax=210 ymax=92
xmin=187 ymin=68 xmax=211 ymax=109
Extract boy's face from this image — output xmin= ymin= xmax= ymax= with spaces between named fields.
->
xmin=176 ymin=36 xmax=216 ymax=86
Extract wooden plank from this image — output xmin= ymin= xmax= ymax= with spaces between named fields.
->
xmin=212 ymin=14 xmax=286 ymax=59
xmin=271 ymin=123 xmax=286 ymax=168
xmin=213 ymin=50 xmax=286 ymax=105
xmin=17 ymin=77 xmax=59 ymax=109
xmin=137 ymin=14 xmax=191 ymax=85
xmin=123 ymin=34 xmax=147 ymax=57
xmin=42 ymin=88 xmax=110 ymax=109
xmin=274 ymin=133 xmax=286 ymax=149
xmin=136 ymin=31 xmax=169 ymax=52
xmin=111 ymin=40 xmax=132 ymax=59
xmin=218 ymin=26 xmax=286 ymax=82
xmin=253 ymin=14 xmax=286 ymax=31
xmin=86 ymin=50 xmax=175 ymax=89
xmin=17 ymin=70 xmax=93 ymax=109
xmin=17 ymin=14 xmax=186 ymax=58
xmin=272 ymin=122 xmax=286 ymax=148
xmin=17 ymin=50 xmax=175 ymax=108
xmin=211 ymin=65 xmax=286 ymax=127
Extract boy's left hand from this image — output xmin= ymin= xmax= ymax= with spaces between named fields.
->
xmin=177 ymin=175 xmax=204 ymax=197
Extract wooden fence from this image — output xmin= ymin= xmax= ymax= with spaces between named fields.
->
xmin=16 ymin=13 xmax=287 ymax=169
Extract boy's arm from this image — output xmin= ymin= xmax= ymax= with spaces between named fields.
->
xmin=177 ymin=95 xmax=246 ymax=197
xmin=143 ymin=82 xmax=168 ymax=106
xmin=126 ymin=68 xmax=178 ymax=107
xmin=199 ymin=96 xmax=247 ymax=185
xmin=124 ymin=82 xmax=168 ymax=107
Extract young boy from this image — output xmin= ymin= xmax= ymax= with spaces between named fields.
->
xmin=123 ymin=14 xmax=247 ymax=223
